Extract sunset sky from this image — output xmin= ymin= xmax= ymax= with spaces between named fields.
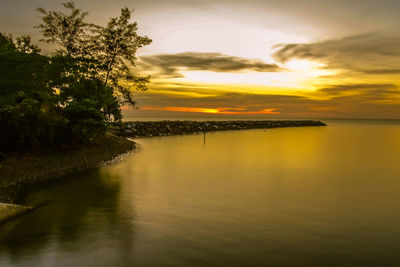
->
xmin=2 ymin=0 xmax=400 ymax=119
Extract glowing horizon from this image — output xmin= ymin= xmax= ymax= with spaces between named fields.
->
xmin=142 ymin=106 xmax=280 ymax=115
xmin=2 ymin=0 xmax=400 ymax=119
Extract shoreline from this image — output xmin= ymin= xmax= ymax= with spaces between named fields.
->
xmin=0 ymin=135 xmax=136 ymax=204
xmin=1 ymin=120 xmax=326 ymax=202
xmin=0 ymin=120 xmax=326 ymax=222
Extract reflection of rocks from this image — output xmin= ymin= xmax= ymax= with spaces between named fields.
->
xmin=113 ymin=120 xmax=327 ymax=137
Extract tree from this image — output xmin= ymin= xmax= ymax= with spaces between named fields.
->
xmin=36 ymin=2 xmax=152 ymax=108
xmin=0 ymin=33 xmax=64 ymax=152
xmin=36 ymin=2 xmax=90 ymax=57
xmin=0 ymin=2 xmax=152 ymax=153
xmin=15 ymin=35 xmax=41 ymax=54
xmin=94 ymin=7 xmax=152 ymax=105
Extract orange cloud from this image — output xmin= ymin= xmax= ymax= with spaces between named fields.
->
xmin=165 ymin=107 xmax=219 ymax=113
xmin=142 ymin=106 xmax=280 ymax=115
xmin=309 ymin=106 xmax=337 ymax=111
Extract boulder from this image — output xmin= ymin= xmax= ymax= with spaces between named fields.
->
xmin=0 ymin=203 xmax=32 ymax=224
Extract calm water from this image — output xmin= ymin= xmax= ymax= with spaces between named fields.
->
xmin=1 ymin=120 xmax=400 ymax=266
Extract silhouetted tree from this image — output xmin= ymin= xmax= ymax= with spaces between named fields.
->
xmin=94 ymin=7 xmax=152 ymax=105
xmin=0 ymin=2 xmax=151 ymax=153
xmin=36 ymin=2 xmax=90 ymax=57
xmin=36 ymin=2 xmax=152 ymax=107
xmin=15 ymin=35 xmax=41 ymax=54
xmin=0 ymin=33 xmax=64 ymax=152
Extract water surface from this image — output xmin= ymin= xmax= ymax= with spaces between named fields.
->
xmin=1 ymin=120 xmax=400 ymax=266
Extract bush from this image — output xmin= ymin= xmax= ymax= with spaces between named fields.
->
xmin=62 ymin=99 xmax=108 ymax=142
xmin=0 ymin=33 xmax=117 ymax=153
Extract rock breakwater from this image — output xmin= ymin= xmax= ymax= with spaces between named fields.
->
xmin=114 ymin=120 xmax=326 ymax=137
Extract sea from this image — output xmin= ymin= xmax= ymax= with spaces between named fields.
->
xmin=0 ymin=118 xmax=400 ymax=266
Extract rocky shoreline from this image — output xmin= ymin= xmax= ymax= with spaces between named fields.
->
xmin=113 ymin=120 xmax=327 ymax=137
xmin=1 ymin=120 xmax=326 ymax=223
xmin=0 ymin=135 xmax=135 ymax=204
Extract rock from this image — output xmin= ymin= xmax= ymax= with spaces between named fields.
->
xmin=0 ymin=203 xmax=33 ymax=224
xmin=113 ymin=120 xmax=326 ymax=137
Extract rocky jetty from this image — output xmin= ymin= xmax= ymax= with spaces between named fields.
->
xmin=113 ymin=120 xmax=326 ymax=137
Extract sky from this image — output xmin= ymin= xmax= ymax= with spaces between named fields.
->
xmin=2 ymin=0 xmax=400 ymax=119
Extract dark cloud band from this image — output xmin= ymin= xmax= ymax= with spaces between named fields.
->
xmin=139 ymin=52 xmax=282 ymax=78
xmin=273 ymin=32 xmax=400 ymax=74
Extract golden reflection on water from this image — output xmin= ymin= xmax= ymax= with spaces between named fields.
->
xmin=109 ymin=121 xmax=400 ymax=266
xmin=1 ymin=121 xmax=400 ymax=266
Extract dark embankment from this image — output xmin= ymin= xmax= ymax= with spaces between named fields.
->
xmin=0 ymin=135 xmax=135 ymax=203
xmin=113 ymin=120 xmax=327 ymax=137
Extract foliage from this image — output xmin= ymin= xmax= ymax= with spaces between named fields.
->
xmin=62 ymin=98 xmax=107 ymax=140
xmin=0 ymin=33 xmax=63 ymax=152
xmin=93 ymin=7 xmax=152 ymax=105
xmin=15 ymin=35 xmax=41 ymax=54
xmin=0 ymin=2 xmax=151 ymax=153
xmin=36 ymin=2 xmax=152 ymax=105
xmin=36 ymin=2 xmax=90 ymax=57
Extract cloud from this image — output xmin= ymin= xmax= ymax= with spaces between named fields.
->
xmin=122 ymin=82 xmax=400 ymax=118
xmin=142 ymin=106 xmax=280 ymax=115
xmin=314 ymin=83 xmax=400 ymax=117
xmin=138 ymin=52 xmax=282 ymax=78
xmin=273 ymin=32 xmax=400 ymax=74
xmin=318 ymin=83 xmax=398 ymax=97
xmin=129 ymin=89 xmax=318 ymax=116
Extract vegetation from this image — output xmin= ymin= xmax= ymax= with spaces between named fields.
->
xmin=0 ymin=2 xmax=151 ymax=154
